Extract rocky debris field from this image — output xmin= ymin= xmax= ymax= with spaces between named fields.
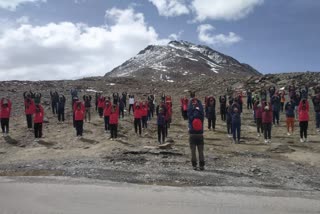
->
xmin=0 ymin=74 xmax=320 ymax=191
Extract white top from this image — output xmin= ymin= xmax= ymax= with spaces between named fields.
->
xmin=129 ymin=98 xmax=135 ymax=104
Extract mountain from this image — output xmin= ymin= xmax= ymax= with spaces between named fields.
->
xmin=105 ymin=40 xmax=261 ymax=82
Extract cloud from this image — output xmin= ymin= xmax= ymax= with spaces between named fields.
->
xmin=0 ymin=8 xmax=173 ymax=80
xmin=197 ymin=24 xmax=242 ymax=46
xmin=16 ymin=16 xmax=30 ymax=24
xmin=191 ymin=0 xmax=264 ymax=21
xmin=0 ymin=0 xmax=46 ymax=11
xmin=148 ymin=0 xmax=189 ymax=17
xmin=168 ymin=31 xmax=184 ymax=40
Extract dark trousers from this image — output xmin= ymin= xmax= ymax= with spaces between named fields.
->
xmin=85 ymin=108 xmax=91 ymax=122
xmin=129 ymin=104 xmax=134 ymax=114
xmin=134 ymin=118 xmax=141 ymax=135
xmin=263 ymin=123 xmax=272 ymax=140
xmin=51 ymin=102 xmax=57 ymax=114
xmin=58 ymin=109 xmax=65 ymax=122
xmin=119 ymin=108 xmax=124 ymax=118
xmin=1 ymin=118 xmax=9 ymax=133
xmin=182 ymin=110 xmax=188 ymax=120
xmin=75 ymin=120 xmax=83 ymax=136
xmin=280 ymin=102 xmax=284 ymax=112
xmin=227 ymin=121 xmax=232 ymax=134
xmin=104 ymin=116 xmax=110 ymax=131
xmin=157 ymin=125 xmax=166 ymax=144
xmin=256 ymin=118 xmax=263 ymax=134
xmin=98 ymin=107 xmax=103 ymax=117
xmin=299 ymin=121 xmax=308 ymax=139
xmin=34 ymin=123 xmax=43 ymax=138
xmin=148 ymin=109 xmax=154 ymax=120
xmin=26 ymin=114 xmax=33 ymax=128
xmin=189 ymin=134 xmax=204 ymax=167
xmin=220 ymin=109 xmax=226 ymax=121
xmin=232 ymin=122 xmax=241 ymax=142
xmin=247 ymin=99 xmax=252 ymax=109
xmin=208 ymin=117 xmax=216 ymax=129
xmin=110 ymin=124 xmax=118 ymax=138
xmin=273 ymin=110 xmax=280 ymax=125
xmin=316 ymin=112 xmax=320 ymax=129
xmin=142 ymin=116 xmax=148 ymax=128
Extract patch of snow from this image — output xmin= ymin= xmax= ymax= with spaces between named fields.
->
xmin=187 ymin=58 xmax=198 ymax=61
xmin=211 ymin=68 xmax=219 ymax=74
xmin=107 ymin=83 xmax=116 ymax=86
xmin=201 ymin=74 xmax=206 ymax=76
xmin=86 ymin=89 xmax=102 ymax=93
xmin=167 ymin=80 xmax=174 ymax=83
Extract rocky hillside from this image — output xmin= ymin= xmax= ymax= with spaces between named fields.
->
xmin=105 ymin=41 xmax=261 ymax=82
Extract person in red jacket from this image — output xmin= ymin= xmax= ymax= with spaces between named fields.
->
xmin=33 ymin=104 xmax=44 ymax=141
xmin=109 ymin=104 xmax=119 ymax=140
xmin=0 ymin=98 xmax=12 ymax=136
xmin=262 ymin=104 xmax=273 ymax=144
xmin=103 ymin=100 xmax=112 ymax=132
xmin=141 ymin=101 xmax=148 ymax=129
xmin=97 ymin=95 xmax=106 ymax=118
xmin=298 ymin=99 xmax=309 ymax=143
xmin=253 ymin=100 xmax=263 ymax=137
xmin=133 ymin=101 xmax=142 ymax=136
xmin=74 ymin=101 xmax=85 ymax=137
xmin=23 ymin=93 xmax=35 ymax=129
xmin=180 ymin=96 xmax=188 ymax=120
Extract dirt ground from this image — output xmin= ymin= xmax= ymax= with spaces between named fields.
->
xmin=0 ymin=77 xmax=320 ymax=191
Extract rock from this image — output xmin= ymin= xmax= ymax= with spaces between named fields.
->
xmin=158 ymin=143 xmax=172 ymax=149
xmin=268 ymin=144 xmax=295 ymax=153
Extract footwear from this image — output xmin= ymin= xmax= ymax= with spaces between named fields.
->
xmin=227 ymin=134 xmax=232 ymax=138
xmin=193 ymin=166 xmax=198 ymax=171
xmin=264 ymin=139 xmax=268 ymax=144
xmin=268 ymin=139 xmax=271 ymax=143
xmin=199 ymin=166 xmax=205 ymax=171
xmin=317 ymin=129 xmax=320 ymax=133
xmin=304 ymin=138 xmax=308 ymax=143
xmin=257 ymin=133 xmax=261 ymax=137
xmin=232 ymin=140 xmax=236 ymax=144
xmin=237 ymin=140 xmax=240 ymax=144
xmin=300 ymin=138 xmax=304 ymax=143
xmin=287 ymin=132 xmax=291 ymax=136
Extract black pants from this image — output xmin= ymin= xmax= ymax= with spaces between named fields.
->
xmin=129 ymin=104 xmax=134 ymax=114
xmin=58 ymin=109 xmax=65 ymax=122
xmin=51 ymin=102 xmax=57 ymax=114
xmin=85 ymin=108 xmax=91 ymax=122
xmin=247 ymin=100 xmax=252 ymax=109
xmin=157 ymin=125 xmax=166 ymax=144
xmin=256 ymin=118 xmax=263 ymax=134
xmin=26 ymin=114 xmax=32 ymax=128
xmin=34 ymin=123 xmax=43 ymax=138
xmin=142 ymin=116 xmax=148 ymax=128
xmin=119 ymin=108 xmax=124 ymax=118
xmin=189 ymin=135 xmax=205 ymax=167
xmin=104 ymin=116 xmax=110 ymax=131
xmin=1 ymin=118 xmax=9 ymax=133
xmin=98 ymin=107 xmax=103 ymax=117
xmin=208 ymin=117 xmax=216 ymax=129
xmin=280 ymin=102 xmax=284 ymax=112
xmin=263 ymin=123 xmax=272 ymax=140
xmin=299 ymin=121 xmax=308 ymax=139
xmin=134 ymin=118 xmax=141 ymax=135
xmin=110 ymin=124 xmax=118 ymax=138
xmin=75 ymin=120 xmax=83 ymax=136
xmin=182 ymin=110 xmax=188 ymax=120
xmin=227 ymin=121 xmax=232 ymax=134
xmin=220 ymin=109 xmax=226 ymax=121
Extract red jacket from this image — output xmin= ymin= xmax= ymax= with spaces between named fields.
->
xmin=141 ymin=103 xmax=148 ymax=117
xmin=74 ymin=109 xmax=84 ymax=121
xmin=253 ymin=103 xmax=262 ymax=119
xmin=103 ymin=102 xmax=112 ymax=116
xmin=166 ymin=103 xmax=172 ymax=120
xmin=73 ymin=101 xmax=85 ymax=112
xmin=298 ymin=100 xmax=309 ymax=122
xmin=33 ymin=105 xmax=44 ymax=123
xmin=0 ymin=99 xmax=12 ymax=119
xmin=181 ymin=98 xmax=188 ymax=111
xmin=262 ymin=110 xmax=273 ymax=123
xmin=98 ymin=97 xmax=106 ymax=108
xmin=109 ymin=106 xmax=119 ymax=125
xmin=24 ymin=98 xmax=35 ymax=115
xmin=133 ymin=102 xmax=142 ymax=119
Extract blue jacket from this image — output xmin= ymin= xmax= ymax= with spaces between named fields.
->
xmin=285 ymin=102 xmax=295 ymax=117
xmin=232 ymin=112 xmax=241 ymax=125
xmin=157 ymin=113 xmax=166 ymax=126
xmin=187 ymin=99 xmax=204 ymax=134
xmin=271 ymin=95 xmax=281 ymax=112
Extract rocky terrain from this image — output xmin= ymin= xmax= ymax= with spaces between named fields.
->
xmin=1 ymin=73 xmax=320 ymax=191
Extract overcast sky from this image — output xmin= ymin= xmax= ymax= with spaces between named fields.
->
xmin=0 ymin=0 xmax=319 ymax=80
